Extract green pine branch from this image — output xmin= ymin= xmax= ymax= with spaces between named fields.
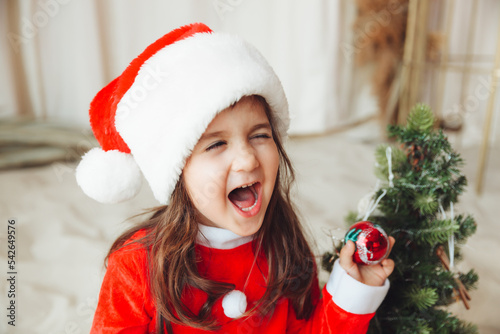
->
xmin=405 ymin=286 xmax=439 ymax=310
xmin=407 ymin=104 xmax=435 ymax=133
xmin=415 ymin=219 xmax=459 ymax=246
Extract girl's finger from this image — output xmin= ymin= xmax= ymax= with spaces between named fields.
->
xmin=380 ymin=258 xmax=395 ymax=277
xmin=339 ymin=240 xmax=356 ymax=271
xmin=386 ymin=236 xmax=396 ymax=257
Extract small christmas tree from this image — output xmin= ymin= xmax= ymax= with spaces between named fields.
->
xmin=322 ymin=104 xmax=479 ymax=334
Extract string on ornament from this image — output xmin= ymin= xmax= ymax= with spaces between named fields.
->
xmin=360 ymin=146 xmax=394 ymax=221
xmin=362 ymin=190 xmax=387 ymax=221
xmin=324 ymin=227 xmax=345 ymax=246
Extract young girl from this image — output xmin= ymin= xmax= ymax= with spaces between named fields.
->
xmin=76 ymin=23 xmax=395 ymax=334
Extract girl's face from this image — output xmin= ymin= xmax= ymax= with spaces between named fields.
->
xmin=183 ymin=96 xmax=280 ymax=237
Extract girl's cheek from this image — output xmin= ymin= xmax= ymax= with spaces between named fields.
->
xmin=264 ymin=144 xmax=280 ymax=169
xmin=197 ymin=160 xmax=227 ymax=202
xmin=190 ymin=178 xmax=221 ymax=211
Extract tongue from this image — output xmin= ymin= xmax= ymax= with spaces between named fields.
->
xmin=228 ymin=186 xmax=256 ymax=209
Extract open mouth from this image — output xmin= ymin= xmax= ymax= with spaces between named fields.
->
xmin=228 ymin=182 xmax=261 ymax=214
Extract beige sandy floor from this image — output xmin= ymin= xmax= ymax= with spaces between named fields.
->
xmin=0 ymin=122 xmax=498 ymax=333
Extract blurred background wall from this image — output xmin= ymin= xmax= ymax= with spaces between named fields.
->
xmin=0 ymin=0 xmax=361 ymax=135
xmin=1 ymin=0 xmax=499 ymax=143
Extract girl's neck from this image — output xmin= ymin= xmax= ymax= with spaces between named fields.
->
xmin=197 ymin=224 xmax=255 ymax=249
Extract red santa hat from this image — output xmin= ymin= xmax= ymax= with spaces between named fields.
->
xmin=76 ymin=23 xmax=289 ymax=204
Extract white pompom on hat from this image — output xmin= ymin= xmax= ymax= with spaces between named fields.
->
xmin=76 ymin=23 xmax=289 ymax=204
xmin=76 ymin=148 xmax=142 ymax=203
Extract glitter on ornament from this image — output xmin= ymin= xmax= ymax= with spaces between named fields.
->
xmin=345 ymin=221 xmax=390 ymax=265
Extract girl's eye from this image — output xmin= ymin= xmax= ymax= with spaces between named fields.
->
xmin=206 ymin=141 xmax=225 ymax=151
xmin=252 ymin=133 xmax=272 ymax=140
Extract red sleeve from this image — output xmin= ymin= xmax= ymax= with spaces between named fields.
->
xmin=286 ymin=285 xmax=374 ymax=334
xmin=90 ymin=242 xmax=155 ymax=334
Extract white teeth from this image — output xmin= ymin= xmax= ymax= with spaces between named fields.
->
xmin=240 ymin=193 xmax=258 ymax=212
xmin=238 ymin=182 xmax=255 ymax=189
xmin=241 ymin=201 xmax=257 ymax=212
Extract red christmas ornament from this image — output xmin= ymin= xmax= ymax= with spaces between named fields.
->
xmin=345 ymin=221 xmax=389 ymax=265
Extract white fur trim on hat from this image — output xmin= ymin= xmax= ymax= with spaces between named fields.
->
xmin=115 ymin=32 xmax=289 ymax=204
xmin=222 ymin=290 xmax=247 ymax=319
xmin=75 ymin=148 xmax=142 ymax=204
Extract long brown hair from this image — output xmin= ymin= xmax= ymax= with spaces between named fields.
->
xmin=106 ymin=95 xmax=317 ymax=330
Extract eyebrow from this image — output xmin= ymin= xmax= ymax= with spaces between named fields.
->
xmin=199 ymin=122 xmax=272 ymax=142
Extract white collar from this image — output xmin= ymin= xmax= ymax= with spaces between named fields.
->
xmin=196 ymin=224 xmax=255 ymax=249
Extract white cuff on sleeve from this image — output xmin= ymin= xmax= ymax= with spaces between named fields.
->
xmin=326 ymin=259 xmax=390 ymax=315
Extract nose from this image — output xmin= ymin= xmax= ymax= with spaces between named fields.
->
xmin=231 ymin=144 xmax=260 ymax=172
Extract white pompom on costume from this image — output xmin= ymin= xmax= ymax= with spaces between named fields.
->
xmin=222 ymin=290 xmax=247 ymax=319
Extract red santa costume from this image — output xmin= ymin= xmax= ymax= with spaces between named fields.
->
xmin=75 ymin=23 xmax=390 ymax=333
xmin=90 ymin=225 xmax=389 ymax=333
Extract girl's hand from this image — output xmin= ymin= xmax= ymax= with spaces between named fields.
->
xmin=339 ymin=236 xmax=395 ymax=287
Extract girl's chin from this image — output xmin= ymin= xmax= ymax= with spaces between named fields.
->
xmin=229 ymin=217 xmax=264 ymax=237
